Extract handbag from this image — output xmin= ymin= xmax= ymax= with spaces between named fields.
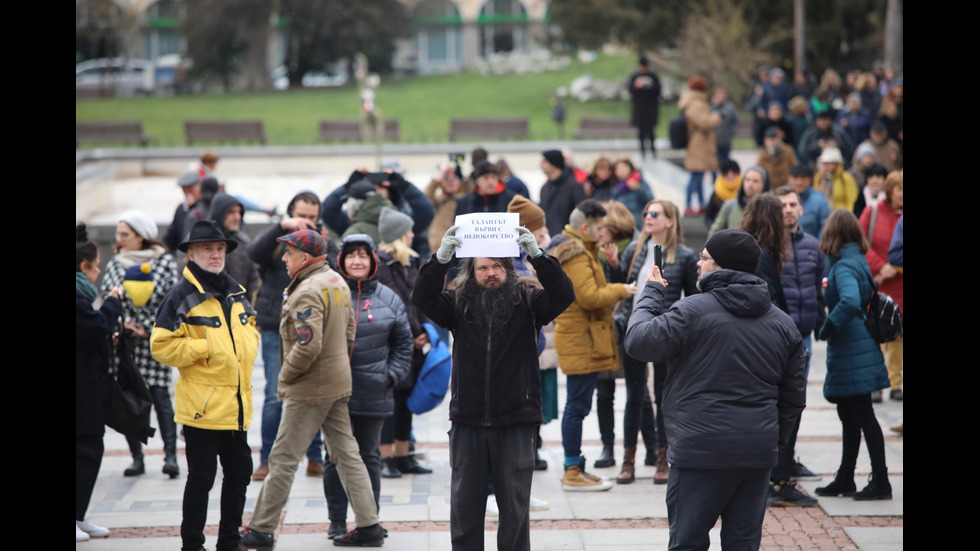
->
xmin=406 ymin=323 xmax=452 ymax=415
xmin=103 ymin=327 xmax=156 ymax=444
xmin=842 ymin=259 xmax=903 ymax=344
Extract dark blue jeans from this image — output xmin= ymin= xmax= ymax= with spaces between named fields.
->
xmin=562 ymin=372 xmax=598 ymax=462
xmin=260 ymin=330 xmax=323 ymax=464
xmin=686 ymin=172 xmax=706 ymax=210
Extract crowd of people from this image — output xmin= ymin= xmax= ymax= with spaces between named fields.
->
xmin=77 ymin=60 xmax=902 ymax=549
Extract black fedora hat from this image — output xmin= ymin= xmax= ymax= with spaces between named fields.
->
xmin=178 ymin=220 xmax=238 ymax=253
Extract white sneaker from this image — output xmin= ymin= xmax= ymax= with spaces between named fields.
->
xmin=529 ymin=495 xmax=550 ymax=511
xmin=486 ymin=495 xmax=499 ymax=517
xmin=76 ymin=519 xmax=110 ymax=538
xmin=76 ymin=523 xmax=90 ymax=542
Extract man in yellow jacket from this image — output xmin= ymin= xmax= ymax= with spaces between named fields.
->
xmin=151 ymin=220 xmax=258 ymax=551
xmin=551 ymin=200 xmax=637 ymax=491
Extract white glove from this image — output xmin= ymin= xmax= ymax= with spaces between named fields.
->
xmin=516 ymin=226 xmax=542 ymax=258
xmin=436 ymin=225 xmax=462 ymax=264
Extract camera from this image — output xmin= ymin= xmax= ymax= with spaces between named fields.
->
xmin=449 ymin=152 xmax=465 ymax=165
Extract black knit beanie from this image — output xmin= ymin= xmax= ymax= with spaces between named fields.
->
xmin=704 ymin=229 xmax=762 ymax=273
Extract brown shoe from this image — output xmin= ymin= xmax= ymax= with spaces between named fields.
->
xmin=252 ymin=462 xmax=270 ymax=481
xmin=616 ymin=447 xmax=636 ymax=484
xmin=307 ymin=460 xmax=324 ymax=476
xmin=653 ymin=446 xmax=669 ymax=485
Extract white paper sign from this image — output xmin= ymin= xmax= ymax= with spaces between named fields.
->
xmin=454 ymin=212 xmax=521 ymax=258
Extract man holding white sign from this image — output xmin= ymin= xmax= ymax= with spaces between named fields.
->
xmin=412 ymin=224 xmax=574 ymax=551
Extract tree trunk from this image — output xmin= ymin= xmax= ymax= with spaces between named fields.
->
xmin=884 ymin=0 xmax=902 ymax=71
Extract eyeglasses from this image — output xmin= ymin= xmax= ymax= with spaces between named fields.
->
xmin=643 ymin=211 xmax=663 ymax=219
xmin=698 ymin=252 xmax=713 ymax=263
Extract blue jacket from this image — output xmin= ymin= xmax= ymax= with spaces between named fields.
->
xmin=799 ymin=186 xmax=831 ymax=238
xmin=817 ymin=243 xmax=889 ymax=399
xmin=780 ymin=228 xmax=826 ymax=337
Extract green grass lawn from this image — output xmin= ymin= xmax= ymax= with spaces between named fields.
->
xmin=77 ymin=52 xmax=755 ymax=148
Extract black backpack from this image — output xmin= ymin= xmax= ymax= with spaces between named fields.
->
xmin=864 ymin=283 xmax=903 ymax=344
xmin=669 ymin=112 xmax=688 ymax=149
xmin=843 ymin=259 xmax=903 ymax=343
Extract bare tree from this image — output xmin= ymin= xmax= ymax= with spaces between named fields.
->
xmin=676 ymin=0 xmax=791 ymax=104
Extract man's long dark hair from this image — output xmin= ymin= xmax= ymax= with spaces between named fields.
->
xmin=451 ymin=257 xmax=529 ymax=332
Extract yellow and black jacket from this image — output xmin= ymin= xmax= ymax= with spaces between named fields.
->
xmin=151 ymin=265 xmax=257 ymax=431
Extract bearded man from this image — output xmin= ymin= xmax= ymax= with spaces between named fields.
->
xmin=412 ymin=226 xmax=575 ymax=551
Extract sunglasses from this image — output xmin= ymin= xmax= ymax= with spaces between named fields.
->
xmin=643 ymin=211 xmax=664 ymax=219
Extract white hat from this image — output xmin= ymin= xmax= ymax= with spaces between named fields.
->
xmin=118 ymin=210 xmax=158 ymax=240
xmin=818 ymin=147 xmax=844 ymax=165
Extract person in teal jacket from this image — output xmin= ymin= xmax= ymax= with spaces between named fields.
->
xmin=815 ymin=210 xmax=891 ymax=501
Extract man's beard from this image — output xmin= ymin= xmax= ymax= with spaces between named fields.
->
xmin=459 ymin=275 xmax=520 ymax=334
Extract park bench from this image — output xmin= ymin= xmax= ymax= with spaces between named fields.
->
xmin=449 ymin=118 xmax=528 ymax=141
xmin=76 ymin=121 xmax=151 ymax=147
xmin=319 ymin=119 xmax=400 ymax=142
xmin=184 ymin=120 xmax=266 ymax=145
xmin=573 ymin=117 xmax=636 ymax=139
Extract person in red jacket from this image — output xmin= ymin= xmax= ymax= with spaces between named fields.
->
xmin=859 ymin=170 xmax=903 ymax=402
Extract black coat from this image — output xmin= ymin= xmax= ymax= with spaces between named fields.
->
xmin=625 ymin=269 xmax=806 ymax=470
xmin=539 ymin=168 xmax=587 ymax=238
xmin=629 ymin=69 xmax=662 ymax=127
xmin=412 ymin=253 xmax=575 ymax=427
xmin=76 ymin=291 xmax=123 ymax=436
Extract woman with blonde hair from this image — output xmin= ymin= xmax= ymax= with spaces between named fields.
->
xmin=613 ymin=200 xmax=699 ymax=484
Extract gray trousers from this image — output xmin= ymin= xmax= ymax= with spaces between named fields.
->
xmin=249 ymin=398 xmax=379 ymax=533
xmin=665 ymin=466 xmax=770 ymax=551
xmin=449 ymin=422 xmax=536 ymax=551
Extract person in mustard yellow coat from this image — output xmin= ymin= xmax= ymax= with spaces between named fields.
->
xmin=550 ymin=200 xmax=638 ymax=491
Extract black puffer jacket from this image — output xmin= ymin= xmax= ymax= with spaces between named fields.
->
xmin=624 ymin=269 xmax=806 ymax=470
xmin=338 ymin=234 xmax=413 ymax=417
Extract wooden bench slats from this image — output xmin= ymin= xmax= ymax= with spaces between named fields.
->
xmin=319 ymin=119 xmax=399 ymax=142
xmin=184 ymin=120 xmax=266 ymax=145
xmin=76 ymin=121 xmax=150 ymax=147
xmin=449 ymin=118 xmax=528 ymax=141
xmin=573 ymin=117 xmax=635 ymax=139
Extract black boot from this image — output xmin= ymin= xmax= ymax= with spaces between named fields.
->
xmin=594 ymin=445 xmax=615 ymax=468
xmin=159 ymin=408 xmax=179 ymax=477
xmin=396 ymin=455 xmax=432 ymax=474
xmin=815 ymin=470 xmax=856 ymax=497
xmin=853 ymin=471 xmax=892 ymax=501
xmin=644 ymin=447 xmax=657 ymax=466
xmin=124 ymin=454 xmax=145 ymax=477
xmin=380 ymin=457 xmax=402 ymax=478
xmin=163 ymin=454 xmax=180 ymax=478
